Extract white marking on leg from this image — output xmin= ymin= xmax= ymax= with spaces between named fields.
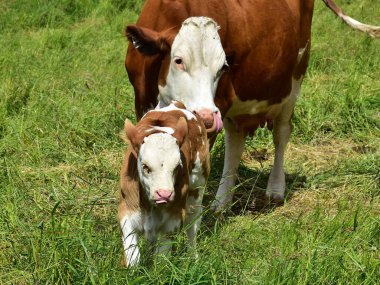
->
xmin=266 ymin=78 xmax=302 ymax=201
xmin=120 ymin=212 xmax=142 ymax=267
xmin=212 ymin=119 xmax=245 ymax=211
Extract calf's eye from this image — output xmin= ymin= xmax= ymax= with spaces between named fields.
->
xmin=142 ymin=164 xmax=151 ymax=175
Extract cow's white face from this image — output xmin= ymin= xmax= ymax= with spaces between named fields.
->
xmin=158 ymin=17 xmax=226 ymax=132
xmin=137 ymin=133 xmax=182 ymax=205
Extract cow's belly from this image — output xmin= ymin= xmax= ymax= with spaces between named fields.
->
xmin=225 ymin=95 xmax=290 ymax=133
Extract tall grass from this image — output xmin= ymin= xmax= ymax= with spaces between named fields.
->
xmin=0 ymin=0 xmax=379 ymax=284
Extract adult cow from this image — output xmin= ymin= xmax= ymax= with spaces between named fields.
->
xmin=124 ymin=0 xmax=379 ymax=211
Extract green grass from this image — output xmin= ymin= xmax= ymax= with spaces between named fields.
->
xmin=0 ymin=0 xmax=379 ymax=284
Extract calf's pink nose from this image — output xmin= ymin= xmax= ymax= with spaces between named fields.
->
xmin=154 ymin=190 xmax=174 ymax=203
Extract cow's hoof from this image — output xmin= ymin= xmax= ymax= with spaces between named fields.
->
xmin=210 ymin=197 xmax=232 ymax=213
xmin=264 ymin=192 xmax=285 ymax=206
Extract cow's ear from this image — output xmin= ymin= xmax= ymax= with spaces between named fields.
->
xmin=173 ymin=117 xmax=188 ymax=147
xmin=124 ymin=119 xmax=139 ymax=155
xmin=126 ymin=25 xmax=171 ymax=56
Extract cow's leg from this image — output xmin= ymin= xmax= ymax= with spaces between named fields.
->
xmin=119 ymin=212 xmax=142 ymax=267
xmin=212 ymin=119 xmax=245 ymax=211
xmin=266 ymin=78 xmax=301 ymax=201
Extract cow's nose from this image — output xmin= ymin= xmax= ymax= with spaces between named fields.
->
xmin=194 ymin=108 xmax=215 ymax=129
xmin=154 ymin=190 xmax=174 ymax=204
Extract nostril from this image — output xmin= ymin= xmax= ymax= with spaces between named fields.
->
xmin=156 ymin=190 xmax=173 ymax=199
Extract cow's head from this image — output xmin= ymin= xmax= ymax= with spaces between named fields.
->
xmin=124 ymin=117 xmax=188 ymax=206
xmin=126 ymin=17 xmax=226 ymax=135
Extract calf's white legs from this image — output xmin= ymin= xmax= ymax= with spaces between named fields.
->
xmin=120 ymin=213 xmax=141 ymax=267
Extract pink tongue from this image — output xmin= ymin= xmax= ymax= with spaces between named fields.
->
xmin=155 ymin=199 xmax=168 ymax=204
xmin=214 ymin=113 xmax=223 ymax=133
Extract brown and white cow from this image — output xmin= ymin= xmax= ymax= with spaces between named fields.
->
xmin=118 ymin=101 xmax=209 ymax=266
xmin=124 ymin=0 xmax=379 ymax=211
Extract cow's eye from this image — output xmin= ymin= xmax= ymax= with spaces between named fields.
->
xmin=222 ymin=62 xmax=229 ymax=72
xmin=217 ymin=63 xmax=229 ymax=77
xmin=142 ymin=164 xmax=151 ymax=175
xmin=173 ymin=56 xmax=185 ymax=70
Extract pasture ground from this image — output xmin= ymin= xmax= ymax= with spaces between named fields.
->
xmin=0 ymin=0 xmax=379 ymax=284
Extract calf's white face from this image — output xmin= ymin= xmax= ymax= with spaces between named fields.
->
xmin=158 ymin=17 xmax=226 ymax=128
xmin=137 ymin=133 xmax=182 ymax=205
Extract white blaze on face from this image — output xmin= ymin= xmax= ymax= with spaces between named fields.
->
xmin=158 ymin=17 xmax=226 ymax=114
xmin=138 ymin=133 xmax=182 ymax=202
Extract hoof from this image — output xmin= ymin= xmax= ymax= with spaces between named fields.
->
xmin=264 ymin=192 xmax=284 ymax=207
xmin=210 ymin=196 xmax=232 ymax=213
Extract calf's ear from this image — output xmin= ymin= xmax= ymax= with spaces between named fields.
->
xmin=124 ymin=119 xmax=139 ymax=155
xmin=126 ymin=25 xmax=171 ymax=56
xmin=173 ymin=117 xmax=188 ymax=147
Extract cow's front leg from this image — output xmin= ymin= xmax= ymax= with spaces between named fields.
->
xmin=212 ymin=119 xmax=245 ymax=212
xmin=266 ymin=78 xmax=300 ymax=202
xmin=119 ymin=212 xmax=141 ymax=267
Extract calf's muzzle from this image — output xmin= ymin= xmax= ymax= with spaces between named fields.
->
xmin=154 ymin=189 xmax=174 ymax=204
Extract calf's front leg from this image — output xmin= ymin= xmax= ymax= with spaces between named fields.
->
xmin=119 ymin=211 xmax=142 ymax=267
xmin=185 ymin=192 xmax=204 ymax=256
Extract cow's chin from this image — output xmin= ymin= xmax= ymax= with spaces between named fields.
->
xmin=206 ymin=113 xmax=224 ymax=138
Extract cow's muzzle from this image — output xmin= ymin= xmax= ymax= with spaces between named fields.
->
xmin=194 ymin=109 xmax=223 ymax=137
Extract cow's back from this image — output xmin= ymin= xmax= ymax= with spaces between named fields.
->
xmin=126 ymin=0 xmax=315 ymax=123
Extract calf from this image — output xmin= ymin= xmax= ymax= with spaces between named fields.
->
xmin=118 ymin=101 xmax=210 ymax=266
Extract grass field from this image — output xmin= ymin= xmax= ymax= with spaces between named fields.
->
xmin=0 ymin=0 xmax=379 ymax=284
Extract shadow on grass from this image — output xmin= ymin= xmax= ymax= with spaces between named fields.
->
xmin=201 ymin=138 xmax=307 ymax=233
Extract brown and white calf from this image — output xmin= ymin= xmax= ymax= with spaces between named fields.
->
xmin=118 ymin=101 xmax=209 ymax=266
xmin=125 ymin=0 xmax=379 ymax=211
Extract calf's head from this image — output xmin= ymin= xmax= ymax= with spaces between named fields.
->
xmin=126 ymin=17 xmax=226 ymax=135
xmin=124 ymin=117 xmax=188 ymax=206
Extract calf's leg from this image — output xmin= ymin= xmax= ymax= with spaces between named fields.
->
xmin=185 ymin=192 xmax=204 ymax=255
xmin=119 ymin=210 xmax=142 ymax=267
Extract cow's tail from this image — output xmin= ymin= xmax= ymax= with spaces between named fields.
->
xmin=322 ymin=0 xmax=380 ymax=38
